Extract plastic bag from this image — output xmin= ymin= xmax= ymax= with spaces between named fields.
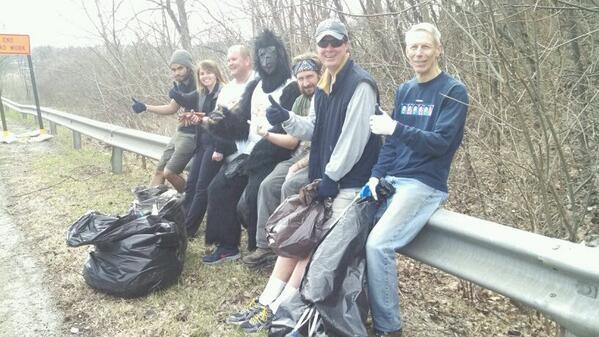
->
xmin=66 ymin=190 xmax=187 ymax=298
xmin=224 ymin=153 xmax=249 ymax=179
xmin=265 ymin=180 xmax=331 ymax=258
xmin=130 ymin=187 xmax=186 ymax=229
xmin=268 ymin=290 xmax=310 ymax=337
xmin=299 ymin=199 xmax=379 ymax=337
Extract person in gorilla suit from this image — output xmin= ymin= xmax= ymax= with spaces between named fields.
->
xmin=201 ymin=30 xmax=300 ymax=264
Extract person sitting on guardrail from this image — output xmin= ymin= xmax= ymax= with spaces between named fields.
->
xmin=229 ymin=18 xmax=381 ymax=333
xmin=241 ymin=53 xmax=321 ymax=268
xmin=175 ymin=60 xmax=238 ymax=238
xmin=130 ymin=49 xmax=197 ymax=193
xmin=362 ymin=22 xmax=469 ymax=337
xmin=181 ymin=45 xmax=254 ymax=237
xmin=200 ymin=30 xmax=301 ymax=264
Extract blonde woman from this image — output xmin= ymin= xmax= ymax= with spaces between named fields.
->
xmin=181 ymin=60 xmax=235 ymax=237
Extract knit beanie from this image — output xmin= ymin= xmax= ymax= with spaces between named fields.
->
xmin=169 ymin=49 xmax=194 ymax=70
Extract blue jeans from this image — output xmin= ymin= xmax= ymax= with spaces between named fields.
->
xmin=365 ymin=176 xmax=448 ymax=332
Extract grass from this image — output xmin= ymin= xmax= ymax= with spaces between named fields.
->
xmin=2 ymin=110 xmax=558 ymax=337
xmin=3 ymin=110 xmax=273 ymax=337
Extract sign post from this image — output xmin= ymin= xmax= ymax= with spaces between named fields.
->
xmin=0 ymin=34 xmax=45 ymax=135
xmin=0 ymin=89 xmax=8 ymax=137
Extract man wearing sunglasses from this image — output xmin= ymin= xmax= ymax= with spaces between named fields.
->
xmin=265 ymin=18 xmax=381 ymax=315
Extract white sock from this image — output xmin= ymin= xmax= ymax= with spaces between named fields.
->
xmin=258 ymin=276 xmax=286 ymax=306
xmin=269 ymin=285 xmax=299 ymax=314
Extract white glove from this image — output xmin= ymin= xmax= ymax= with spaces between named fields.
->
xmin=369 ymin=111 xmax=397 ymax=136
xmin=368 ymin=177 xmax=380 ymax=200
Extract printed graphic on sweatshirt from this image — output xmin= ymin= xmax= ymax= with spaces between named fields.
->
xmin=400 ymin=103 xmax=434 ymax=116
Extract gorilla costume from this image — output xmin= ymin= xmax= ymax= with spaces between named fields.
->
xmin=204 ymin=29 xmax=300 ymax=254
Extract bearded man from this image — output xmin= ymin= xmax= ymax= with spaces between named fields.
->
xmin=242 ymin=53 xmax=322 ymax=267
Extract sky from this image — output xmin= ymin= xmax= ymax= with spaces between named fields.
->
xmin=0 ymin=0 xmax=100 ymax=47
xmin=1 ymin=0 xmax=364 ymax=49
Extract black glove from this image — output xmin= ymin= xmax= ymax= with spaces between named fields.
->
xmin=168 ymin=82 xmax=199 ymax=109
xmin=131 ymin=97 xmax=146 ymax=114
xmin=266 ymin=95 xmax=290 ymax=125
xmin=318 ymin=175 xmax=339 ymax=201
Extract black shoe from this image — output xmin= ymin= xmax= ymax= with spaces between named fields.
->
xmin=374 ymin=329 xmax=403 ymax=337
xmin=202 ymin=245 xmax=240 ymax=264
xmin=239 ymin=305 xmax=274 ymax=333
xmin=226 ymin=298 xmax=264 ymax=325
xmin=242 ymin=247 xmax=276 ymax=267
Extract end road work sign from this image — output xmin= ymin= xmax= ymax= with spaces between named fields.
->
xmin=0 ymin=34 xmax=31 ymax=55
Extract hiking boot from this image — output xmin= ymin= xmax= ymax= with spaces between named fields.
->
xmin=202 ymin=245 xmax=240 ymax=265
xmin=239 ymin=305 xmax=274 ymax=333
xmin=227 ymin=298 xmax=265 ymax=325
xmin=242 ymin=247 xmax=276 ymax=267
xmin=374 ymin=329 xmax=403 ymax=337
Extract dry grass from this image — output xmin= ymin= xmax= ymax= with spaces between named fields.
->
xmin=2 ymin=112 xmax=557 ymax=337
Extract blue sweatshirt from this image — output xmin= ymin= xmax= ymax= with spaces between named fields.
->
xmin=371 ymin=72 xmax=468 ymax=192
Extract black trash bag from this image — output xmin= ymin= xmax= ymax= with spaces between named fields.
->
xmin=82 ymin=215 xmax=185 ymax=297
xmin=66 ymin=211 xmax=158 ymax=247
xmin=132 ymin=184 xmax=169 ymax=202
xmin=268 ymin=290 xmax=309 ymax=337
xmin=269 ymin=180 xmax=395 ymax=337
xmin=299 ymin=199 xmax=378 ymax=337
xmin=130 ymin=188 xmax=186 ymax=231
xmin=265 ymin=180 xmax=332 ymax=258
xmin=66 ymin=192 xmax=187 ymax=298
xmin=224 ymin=153 xmax=249 ymax=180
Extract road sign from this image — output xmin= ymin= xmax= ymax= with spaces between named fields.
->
xmin=0 ymin=34 xmax=31 ymax=55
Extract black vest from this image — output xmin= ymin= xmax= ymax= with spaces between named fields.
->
xmin=309 ymin=59 xmax=382 ymax=188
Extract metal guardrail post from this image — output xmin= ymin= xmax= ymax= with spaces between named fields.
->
xmin=49 ymin=121 xmax=57 ymax=135
xmin=111 ymin=147 xmax=123 ymax=174
xmin=73 ymin=131 xmax=81 ymax=150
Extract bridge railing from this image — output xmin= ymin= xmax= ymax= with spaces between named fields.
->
xmin=2 ymin=97 xmax=598 ymax=337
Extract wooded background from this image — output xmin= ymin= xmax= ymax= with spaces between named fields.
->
xmin=1 ymin=0 xmax=597 ymax=243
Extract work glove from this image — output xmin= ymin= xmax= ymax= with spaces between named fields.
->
xmin=131 ymin=98 xmax=146 ymax=114
xmin=169 ymin=82 xmax=199 ymax=109
xmin=266 ymin=95 xmax=290 ymax=125
xmin=369 ymin=105 xmax=397 ymax=135
xmin=359 ymin=177 xmax=380 ymax=200
xmin=317 ymin=175 xmax=339 ymax=201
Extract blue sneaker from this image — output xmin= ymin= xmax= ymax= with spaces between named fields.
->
xmin=202 ymin=245 xmax=240 ymax=265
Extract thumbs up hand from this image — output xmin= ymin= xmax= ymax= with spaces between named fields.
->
xmin=265 ymin=95 xmax=290 ymax=125
xmin=131 ymin=97 xmax=146 ymax=114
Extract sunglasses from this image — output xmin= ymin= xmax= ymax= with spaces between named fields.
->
xmin=317 ymin=37 xmax=346 ymax=48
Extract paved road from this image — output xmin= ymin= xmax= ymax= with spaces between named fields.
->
xmin=0 ymin=131 xmax=63 ymax=337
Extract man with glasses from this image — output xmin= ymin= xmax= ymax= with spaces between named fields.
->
xmin=260 ymin=18 xmax=381 ymax=332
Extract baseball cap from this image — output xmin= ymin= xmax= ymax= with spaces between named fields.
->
xmin=314 ymin=19 xmax=348 ymax=42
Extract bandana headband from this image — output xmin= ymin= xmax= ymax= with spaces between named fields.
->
xmin=293 ymin=59 xmax=319 ymax=76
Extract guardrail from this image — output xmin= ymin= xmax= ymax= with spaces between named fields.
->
xmin=402 ymin=209 xmax=599 ymax=337
xmin=1 ymin=97 xmax=169 ymax=173
xmin=2 ymin=97 xmax=598 ymax=337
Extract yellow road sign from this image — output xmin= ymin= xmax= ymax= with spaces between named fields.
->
xmin=0 ymin=34 xmax=31 ymax=55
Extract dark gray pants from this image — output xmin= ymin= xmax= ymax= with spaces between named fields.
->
xmin=255 ymin=158 xmax=310 ymax=249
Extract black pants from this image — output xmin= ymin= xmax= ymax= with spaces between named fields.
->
xmin=237 ymin=162 xmax=279 ymax=250
xmin=205 ymin=160 xmax=279 ymax=250
xmin=183 ymin=145 xmax=223 ymax=237
xmin=205 ymin=163 xmax=248 ymax=248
